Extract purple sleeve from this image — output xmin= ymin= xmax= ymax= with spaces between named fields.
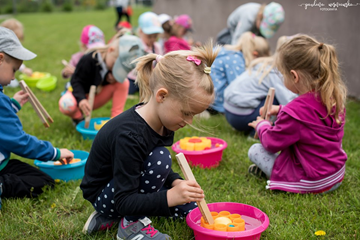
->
xmin=257 ymin=111 xmax=301 ymax=153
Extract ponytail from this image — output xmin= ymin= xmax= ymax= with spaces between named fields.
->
xmin=134 ymin=54 xmax=157 ymax=103
xmin=87 ymin=28 xmax=131 ymax=59
xmin=225 ymin=31 xmax=270 ymax=67
xmin=316 ymin=43 xmax=347 ymax=123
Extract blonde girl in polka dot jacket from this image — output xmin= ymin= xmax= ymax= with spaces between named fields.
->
xmin=80 ymin=42 xmax=219 ymax=239
xmin=209 ymin=31 xmax=270 ymax=114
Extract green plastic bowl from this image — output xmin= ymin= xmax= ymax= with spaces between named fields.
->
xmin=36 ymin=76 xmax=57 ymax=92
xmin=19 ymin=72 xmax=51 ymax=87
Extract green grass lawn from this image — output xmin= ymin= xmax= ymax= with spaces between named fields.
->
xmin=1 ymin=8 xmax=360 ymax=240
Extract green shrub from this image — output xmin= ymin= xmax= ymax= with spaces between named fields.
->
xmin=62 ymin=3 xmax=73 ymax=12
xmin=17 ymin=1 xmax=39 ymax=13
xmin=62 ymin=0 xmax=73 ymax=12
xmin=94 ymin=0 xmax=107 ymax=10
xmin=2 ymin=4 xmax=13 ymax=14
xmin=41 ymin=0 xmax=54 ymax=12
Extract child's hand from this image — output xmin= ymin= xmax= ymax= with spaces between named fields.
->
xmin=62 ymin=65 xmax=75 ymax=78
xmin=22 ymin=67 xmax=33 ymax=76
xmin=248 ymin=116 xmax=264 ymax=129
xmin=259 ymin=105 xmax=280 ymax=117
xmin=79 ymin=99 xmax=91 ymax=116
xmin=167 ymin=180 xmax=204 ymax=207
xmin=59 ymin=149 xmax=74 ymax=163
xmin=13 ymin=90 xmax=29 ymax=107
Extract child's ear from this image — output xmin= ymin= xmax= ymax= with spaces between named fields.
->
xmin=155 ymin=88 xmax=168 ymax=103
xmin=0 ymin=53 xmax=4 ymax=63
xmin=290 ymin=70 xmax=299 ymax=83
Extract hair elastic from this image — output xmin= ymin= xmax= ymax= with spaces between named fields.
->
xmin=156 ymin=55 xmax=164 ymax=62
xmin=204 ymin=67 xmax=211 ymax=74
xmin=318 ymin=43 xmax=324 ymax=50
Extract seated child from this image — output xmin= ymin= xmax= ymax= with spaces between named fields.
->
xmin=0 ymin=27 xmax=74 ymax=210
xmin=224 ymin=35 xmax=298 ymax=135
xmin=209 ymin=32 xmax=270 ymax=114
xmin=247 ymin=35 xmax=347 ymax=194
xmin=80 ymin=42 xmax=220 ymax=239
xmin=1 ymin=18 xmax=33 ymax=88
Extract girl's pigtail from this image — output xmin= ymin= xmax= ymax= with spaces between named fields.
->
xmin=196 ymin=40 xmax=220 ymax=69
xmin=317 ymin=43 xmax=347 ymax=123
xmin=134 ymin=53 xmax=158 ymax=103
xmin=224 ymin=32 xmax=255 ymax=67
xmin=192 ymin=40 xmax=220 ymax=94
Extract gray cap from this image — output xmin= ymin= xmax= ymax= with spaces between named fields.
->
xmin=113 ymin=34 xmax=146 ymax=83
xmin=0 ymin=26 xmax=36 ymax=60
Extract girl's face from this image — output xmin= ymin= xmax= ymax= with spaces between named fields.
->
xmin=140 ymin=31 xmax=159 ymax=47
xmin=157 ymin=90 xmax=213 ymax=132
xmin=0 ymin=53 xmax=22 ymax=86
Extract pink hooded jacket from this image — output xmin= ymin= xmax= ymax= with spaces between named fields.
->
xmin=256 ymin=92 xmax=347 ymax=193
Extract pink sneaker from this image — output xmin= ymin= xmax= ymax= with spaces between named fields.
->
xmin=117 ymin=217 xmax=171 ymax=240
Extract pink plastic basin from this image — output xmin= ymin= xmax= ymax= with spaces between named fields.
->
xmin=186 ymin=202 xmax=269 ymax=240
xmin=171 ymin=137 xmax=227 ymax=168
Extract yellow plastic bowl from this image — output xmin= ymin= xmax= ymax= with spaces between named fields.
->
xmin=36 ymin=76 xmax=57 ymax=92
xmin=19 ymin=71 xmax=51 ymax=87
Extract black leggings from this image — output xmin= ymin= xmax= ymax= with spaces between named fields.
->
xmin=0 ymin=159 xmax=54 ymax=198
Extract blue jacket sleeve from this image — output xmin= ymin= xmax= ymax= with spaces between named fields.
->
xmin=0 ymin=94 xmax=58 ymax=161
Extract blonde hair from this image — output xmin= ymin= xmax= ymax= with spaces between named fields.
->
xmin=249 ymin=35 xmax=295 ymax=84
xmin=1 ymin=18 xmax=24 ymax=41
xmin=224 ymin=31 xmax=270 ymax=67
xmin=87 ymin=29 xmax=130 ymax=60
xmin=134 ymin=41 xmax=220 ymax=105
xmin=275 ymin=34 xmax=347 ymax=123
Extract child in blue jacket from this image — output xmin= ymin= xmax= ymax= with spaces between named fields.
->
xmin=0 ymin=27 xmax=73 ymax=210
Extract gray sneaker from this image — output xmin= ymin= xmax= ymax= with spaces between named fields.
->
xmin=117 ymin=217 xmax=171 ymax=240
xmin=82 ymin=211 xmax=119 ymax=234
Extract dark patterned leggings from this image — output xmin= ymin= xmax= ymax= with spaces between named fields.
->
xmin=92 ymin=147 xmax=197 ymax=221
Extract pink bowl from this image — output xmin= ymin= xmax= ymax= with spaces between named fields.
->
xmin=171 ymin=137 xmax=227 ymax=168
xmin=186 ymin=202 xmax=269 ymax=240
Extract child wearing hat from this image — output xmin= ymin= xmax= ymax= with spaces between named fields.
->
xmin=58 ymin=32 xmax=145 ymax=125
xmin=61 ymin=25 xmax=106 ymax=80
xmin=126 ymin=11 xmax=164 ymax=95
xmin=164 ymin=14 xmax=193 ymax=53
xmin=1 ymin=18 xmax=33 ymax=88
xmin=217 ymin=2 xmax=285 ymax=45
xmin=0 ymin=27 xmax=74 ymax=210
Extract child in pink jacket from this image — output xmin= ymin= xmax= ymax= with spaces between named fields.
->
xmin=248 ymin=35 xmax=347 ymax=194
